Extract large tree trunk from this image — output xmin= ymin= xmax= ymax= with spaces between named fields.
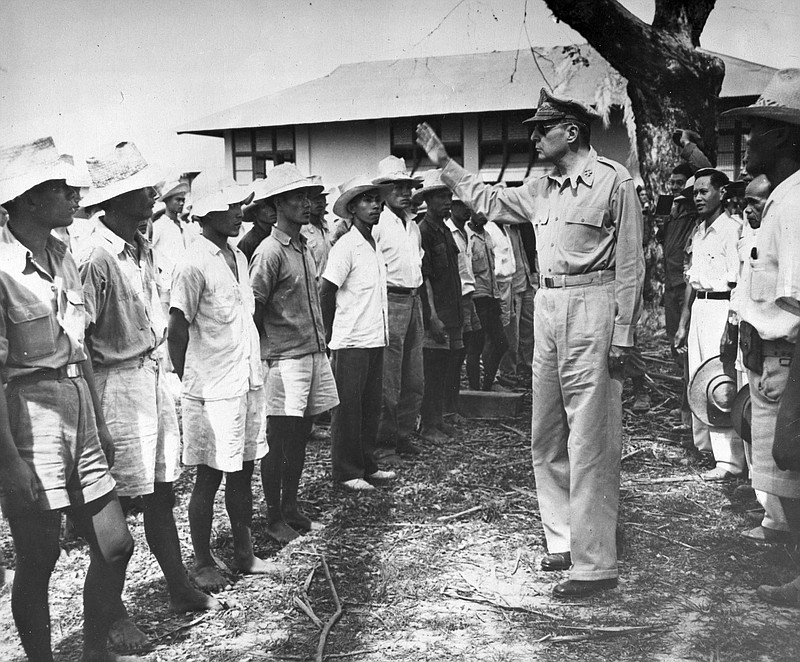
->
xmin=544 ymin=0 xmax=724 ymax=194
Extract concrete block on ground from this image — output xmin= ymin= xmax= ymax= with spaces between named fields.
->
xmin=458 ymin=389 xmax=524 ymax=419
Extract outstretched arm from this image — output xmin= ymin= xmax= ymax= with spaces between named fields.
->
xmin=416 ymin=123 xmax=533 ymax=225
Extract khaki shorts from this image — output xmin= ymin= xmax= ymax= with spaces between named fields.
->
xmin=264 ymin=352 xmax=339 ymax=417
xmin=94 ymin=356 xmax=182 ymax=497
xmin=2 ymin=376 xmax=116 ymax=515
xmin=182 ymin=387 xmax=268 ymax=472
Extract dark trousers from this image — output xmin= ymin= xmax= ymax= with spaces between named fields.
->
xmin=331 ymin=347 xmax=383 ymax=481
xmin=422 ymin=348 xmax=452 ymax=429
xmin=469 ymin=296 xmax=509 ymax=390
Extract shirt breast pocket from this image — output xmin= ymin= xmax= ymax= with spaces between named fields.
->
xmin=748 ymin=262 xmax=774 ymax=303
xmin=472 ymin=247 xmax=488 ymax=274
xmin=431 ymin=242 xmax=449 ymax=273
xmin=7 ymin=300 xmax=58 ymax=362
xmin=210 ymin=286 xmax=240 ymax=324
xmin=563 ymin=207 xmax=606 ymax=253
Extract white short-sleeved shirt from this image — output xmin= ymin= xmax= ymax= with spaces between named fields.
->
xmin=445 ymin=219 xmax=475 ymax=296
xmin=685 ymin=212 xmax=741 ymax=292
xmin=170 ymin=236 xmax=263 ymax=400
xmin=322 ymin=227 xmax=388 ymax=350
xmin=371 ymin=207 xmax=424 ymax=288
xmin=741 ymin=169 xmax=800 ymax=338
xmin=485 ymin=221 xmax=516 ymax=281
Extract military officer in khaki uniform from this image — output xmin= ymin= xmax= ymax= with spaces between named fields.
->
xmin=417 ymin=89 xmax=644 ymax=598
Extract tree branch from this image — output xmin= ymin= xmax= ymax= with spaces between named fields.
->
xmin=653 ymin=0 xmax=718 ymax=47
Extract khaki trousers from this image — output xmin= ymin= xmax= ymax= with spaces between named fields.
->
xmin=531 ymin=280 xmax=621 ymax=580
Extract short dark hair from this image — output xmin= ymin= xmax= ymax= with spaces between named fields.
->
xmin=671 ymin=163 xmax=694 ymax=179
xmin=696 ymin=170 xmax=729 ymax=191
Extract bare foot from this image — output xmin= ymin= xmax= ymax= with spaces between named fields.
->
xmin=235 ymin=554 xmax=288 ymax=577
xmin=282 ymin=506 xmax=312 ymax=532
xmin=170 ymin=585 xmax=225 ymax=613
xmin=266 ymin=520 xmax=300 ymax=544
xmin=107 ymin=618 xmax=151 ymax=653
xmin=189 ymin=565 xmax=229 ymax=593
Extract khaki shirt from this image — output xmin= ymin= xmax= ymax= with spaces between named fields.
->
xmin=442 ymin=149 xmax=644 ymax=346
xmin=0 ymin=226 xmax=87 ymax=380
xmin=79 ymin=220 xmax=164 ymax=366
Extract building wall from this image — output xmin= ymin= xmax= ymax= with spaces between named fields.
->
xmin=308 ymin=120 xmax=388 ymax=188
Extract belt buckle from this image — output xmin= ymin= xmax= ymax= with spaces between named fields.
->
xmin=561 ymin=275 xmax=567 ymax=288
xmin=65 ymin=364 xmax=81 ymax=379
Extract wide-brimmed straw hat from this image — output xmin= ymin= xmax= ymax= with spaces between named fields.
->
xmin=722 ymin=68 xmax=800 ymax=126
xmin=411 ymin=169 xmax=451 ymax=203
xmin=191 ymin=171 xmax=254 ymax=218
xmin=80 ymin=142 xmax=162 ymax=207
xmin=689 ymin=356 xmax=737 ymax=427
xmin=0 ymin=136 xmax=91 ymax=205
xmin=731 ymin=385 xmax=752 ymax=444
xmin=158 ymin=180 xmax=189 ymax=202
xmin=333 ymin=175 xmax=383 ymax=219
xmin=251 ymin=164 xmax=323 ymax=203
xmin=372 ymin=156 xmax=423 ymax=187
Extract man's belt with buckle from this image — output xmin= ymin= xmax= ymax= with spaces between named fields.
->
xmin=387 ymin=286 xmax=419 ymax=295
xmin=538 ymin=269 xmax=615 ymax=289
xmin=6 ymin=363 xmax=84 ymax=386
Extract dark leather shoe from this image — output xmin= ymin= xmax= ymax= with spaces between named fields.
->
xmin=552 ymin=578 xmax=618 ymax=598
xmin=757 ymin=583 xmax=800 ymax=607
xmin=397 ymin=439 xmax=421 ymax=455
xmin=540 ymin=552 xmax=571 ymax=572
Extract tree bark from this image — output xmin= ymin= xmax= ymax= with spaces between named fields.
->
xmin=544 ymin=0 xmax=724 ymax=194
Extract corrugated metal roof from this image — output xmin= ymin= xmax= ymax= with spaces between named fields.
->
xmin=177 ymin=45 xmax=776 ymax=137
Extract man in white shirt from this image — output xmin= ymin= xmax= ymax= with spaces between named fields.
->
xmin=371 ymin=157 xmax=425 ymax=463
xmin=320 ymin=177 xmax=394 ymax=489
xmin=674 ymin=168 xmax=745 ymax=479
xmin=723 ymin=69 xmax=800 ymax=607
xmin=169 ymin=176 xmax=274 ymax=592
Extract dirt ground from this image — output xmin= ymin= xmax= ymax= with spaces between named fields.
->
xmin=1 ymin=310 xmax=799 ymax=662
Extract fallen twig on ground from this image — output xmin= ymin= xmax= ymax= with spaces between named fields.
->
xmin=537 ymin=624 xmax=665 ymax=643
xmin=437 ymin=504 xmax=484 ymax=522
xmin=499 ymin=423 xmax=528 ymax=439
xmin=151 ymin=611 xmax=215 ymax=643
xmin=317 ymin=555 xmax=343 ymax=662
xmin=626 ymin=475 xmax=702 ymax=485
xmin=622 ymin=448 xmax=647 ymax=462
xmin=443 ymin=588 xmax=562 ymax=621
xmin=627 ymin=522 xmax=706 ymax=553
xmin=295 ymin=565 xmax=324 ymax=629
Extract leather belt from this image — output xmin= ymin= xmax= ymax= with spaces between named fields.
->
xmin=6 ymin=363 xmax=84 ymax=386
xmin=387 ymin=286 xmax=419 ymax=296
xmin=539 ymin=269 xmax=615 ymax=289
xmin=696 ymin=290 xmax=731 ymax=300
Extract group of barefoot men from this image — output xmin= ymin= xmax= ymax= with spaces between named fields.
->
xmin=2 ymin=68 xmax=800 ymax=661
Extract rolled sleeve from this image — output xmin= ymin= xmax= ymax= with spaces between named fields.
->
xmin=78 ymin=258 xmax=106 ymax=329
xmin=611 ymin=179 xmax=645 ymax=347
xmin=441 ymin=160 xmax=533 ymax=225
xmin=321 ymin=241 xmax=352 ymax=289
xmin=249 ymin=245 xmax=279 ymax=306
xmin=170 ymin=263 xmax=203 ymax=324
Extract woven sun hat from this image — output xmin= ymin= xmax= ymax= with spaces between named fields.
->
xmin=676 ymin=175 xmax=696 ymax=201
xmin=332 ymin=175 xmax=383 ymax=220
xmin=411 ymin=168 xmax=451 ymax=203
xmin=0 ymin=136 xmax=91 ymax=205
xmin=251 ymin=163 xmax=324 ymax=202
xmin=688 ymin=356 xmax=737 ymax=427
xmin=308 ymin=175 xmax=329 ymax=197
xmin=158 ymin=179 xmax=189 ymax=202
xmin=372 ymin=156 xmax=423 ymax=188
xmin=523 ymin=87 xmax=601 ymax=126
xmin=722 ymin=68 xmax=800 ymax=126
xmin=80 ymin=142 xmax=162 ymax=207
xmin=191 ymin=171 xmax=254 ymax=218
xmin=731 ymin=385 xmax=752 ymax=444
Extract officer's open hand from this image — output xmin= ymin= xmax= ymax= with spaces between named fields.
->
xmin=416 ymin=123 xmax=450 ymax=168
xmin=608 ymin=344 xmax=630 ymax=380
xmin=0 ymin=456 xmax=39 ymax=506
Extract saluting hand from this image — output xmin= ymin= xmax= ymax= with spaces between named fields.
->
xmin=416 ymin=123 xmax=450 ymax=168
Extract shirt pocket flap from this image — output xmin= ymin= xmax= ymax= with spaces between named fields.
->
xmin=8 ymin=300 xmax=51 ymax=324
xmin=569 ymin=207 xmax=606 ymax=228
xmin=65 ymin=289 xmax=84 ymax=305
xmin=533 ymin=211 xmax=549 ymax=226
